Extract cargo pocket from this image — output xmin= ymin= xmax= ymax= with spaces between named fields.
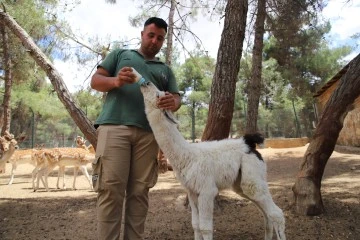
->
xmin=92 ymin=155 xmax=103 ymax=192
xmin=92 ymin=125 xmax=107 ymax=192
xmin=148 ymin=158 xmax=159 ymax=188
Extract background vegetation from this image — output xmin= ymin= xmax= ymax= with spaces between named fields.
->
xmin=0 ymin=0 xmax=355 ymax=148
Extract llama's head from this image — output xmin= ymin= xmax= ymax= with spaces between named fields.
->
xmin=139 ymin=81 xmax=161 ymax=111
xmin=139 ymin=81 xmax=178 ymax=125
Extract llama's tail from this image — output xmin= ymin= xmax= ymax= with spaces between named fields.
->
xmin=243 ymin=133 xmax=264 ymax=161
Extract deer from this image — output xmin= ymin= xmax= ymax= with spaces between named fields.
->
xmin=48 ymin=136 xmax=96 ymax=190
xmin=75 ymin=136 xmax=95 ymax=154
xmin=0 ymin=132 xmax=94 ymax=191
xmin=34 ymin=147 xmax=95 ymax=191
xmin=0 ymin=132 xmax=44 ymax=186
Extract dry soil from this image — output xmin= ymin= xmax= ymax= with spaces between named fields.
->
xmin=0 ymin=145 xmax=359 ymax=240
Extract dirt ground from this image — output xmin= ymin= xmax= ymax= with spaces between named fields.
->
xmin=0 ymin=145 xmax=359 ymax=240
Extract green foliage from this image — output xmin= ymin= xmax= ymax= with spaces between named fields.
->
xmin=73 ymin=89 xmax=103 ymax=122
xmin=1 ymin=0 xmax=356 ymax=145
xmin=175 ymin=106 xmax=192 ymax=139
xmin=233 ymin=51 xmax=317 ymax=138
xmin=9 ymin=83 xmax=69 ymax=145
xmin=3 ymin=80 xmax=102 ymax=148
xmin=6 ymin=0 xmax=50 ymax=38
xmin=306 ymin=43 xmax=352 ymax=85
xmin=11 ymin=82 xmax=65 ymax=116
xmin=175 ymin=52 xmax=215 ymax=140
xmin=128 ymin=0 xmax=221 ymax=58
xmin=2 ymin=0 xmax=62 ymax=84
xmin=264 ymin=10 xmax=351 ymax=99
xmin=257 ymin=4 xmax=354 ymax=137
xmin=0 ymin=0 xmax=96 ymax=146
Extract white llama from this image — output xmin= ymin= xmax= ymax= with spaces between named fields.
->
xmin=139 ymin=81 xmax=286 ymax=240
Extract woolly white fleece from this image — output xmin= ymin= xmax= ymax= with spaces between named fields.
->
xmin=140 ymin=82 xmax=286 ymax=240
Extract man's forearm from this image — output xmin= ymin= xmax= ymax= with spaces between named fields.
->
xmin=91 ymin=74 xmax=118 ymax=92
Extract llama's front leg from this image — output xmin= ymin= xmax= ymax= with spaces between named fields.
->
xmin=197 ymin=188 xmax=218 ymax=240
xmin=187 ymin=191 xmax=203 ymax=240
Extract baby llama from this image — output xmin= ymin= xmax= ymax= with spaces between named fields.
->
xmin=139 ymin=80 xmax=286 ymax=240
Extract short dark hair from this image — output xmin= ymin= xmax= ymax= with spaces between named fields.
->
xmin=144 ymin=17 xmax=168 ymax=33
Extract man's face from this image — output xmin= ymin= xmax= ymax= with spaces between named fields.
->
xmin=141 ymin=23 xmax=166 ymax=57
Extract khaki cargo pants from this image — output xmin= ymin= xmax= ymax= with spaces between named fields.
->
xmin=93 ymin=125 xmax=159 ymax=240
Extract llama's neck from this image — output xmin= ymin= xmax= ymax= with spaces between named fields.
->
xmin=147 ymin=110 xmax=190 ymax=169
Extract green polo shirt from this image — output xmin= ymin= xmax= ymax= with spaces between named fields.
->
xmin=94 ymin=49 xmax=179 ymax=131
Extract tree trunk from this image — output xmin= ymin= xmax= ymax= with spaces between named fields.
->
xmin=0 ymin=10 xmax=97 ymax=148
xmin=0 ymin=21 xmax=12 ymax=136
xmin=165 ymin=0 xmax=175 ymax=65
xmin=292 ymin=53 xmax=360 ymax=215
xmin=202 ymin=0 xmax=248 ymax=141
xmin=245 ymin=0 xmax=266 ymax=134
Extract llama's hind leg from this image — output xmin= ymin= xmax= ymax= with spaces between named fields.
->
xmin=187 ymin=190 xmax=203 ymax=240
xmin=234 ymin=167 xmax=286 ymax=239
xmin=245 ymin=187 xmax=285 ymax=239
xmin=257 ymin=198 xmax=285 ymax=240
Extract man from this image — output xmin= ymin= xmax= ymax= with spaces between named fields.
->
xmin=91 ymin=17 xmax=181 ymax=240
